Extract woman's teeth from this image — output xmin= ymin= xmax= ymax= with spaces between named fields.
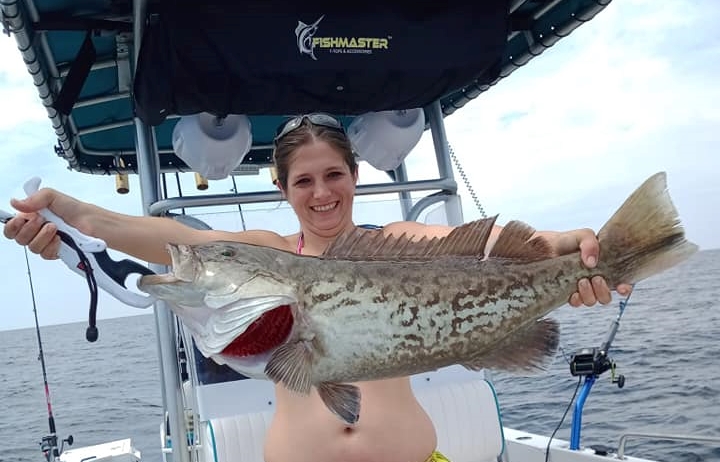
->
xmin=312 ymin=202 xmax=337 ymax=212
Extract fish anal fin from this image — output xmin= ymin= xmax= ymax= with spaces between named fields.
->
xmin=317 ymin=382 xmax=361 ymax=424
xmin=461 ymin=318 xmax=560 ymax=373
xmin=264 ymin=341 xmax=313 ymax=394
xmin=321 ymin=216 xmax=499 ymax=260
xmin=487 ymin=220 xmax=554 ymax=263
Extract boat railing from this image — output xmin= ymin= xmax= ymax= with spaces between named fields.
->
xmin=149 ymin=178 xmax=458 ymax=219
xmin=616 ymin=432 xmax=720 ymax=460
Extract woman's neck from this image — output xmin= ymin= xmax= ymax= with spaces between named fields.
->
xmin=298 ymin=223 xmax=356 ymax=256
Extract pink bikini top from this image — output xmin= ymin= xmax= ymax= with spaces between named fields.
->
xmin=297 ymin=233 xmax=304 ymax=255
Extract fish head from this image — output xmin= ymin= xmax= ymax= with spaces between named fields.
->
xmin=140 ymin=241 xmax=298 ymax=305
xmin=137 ymin=241 xmax=301 ymax=372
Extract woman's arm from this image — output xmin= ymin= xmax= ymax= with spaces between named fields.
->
xmin=5 ymin=187 xmax=287 ymax=265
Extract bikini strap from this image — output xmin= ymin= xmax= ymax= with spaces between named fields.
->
xmin=296 ymin=232 xmax=304 ymax=255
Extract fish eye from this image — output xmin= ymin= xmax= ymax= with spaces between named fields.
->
xmin=220 ymin=248 xmax=236 ymax=258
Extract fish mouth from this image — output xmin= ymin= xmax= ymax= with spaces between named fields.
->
xmin=138 ymin=273 xmax=183 ymax=286
xmin=166 ymin=243 xmax=202 ymax=282
xmin=136 ymin=274 xmax=209 ymax=309
xmin=137 ymin=243 xmax=200 ymax=288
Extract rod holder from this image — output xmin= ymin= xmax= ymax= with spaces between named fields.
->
xmin=194 ymin=173 xmax=208 ymax=190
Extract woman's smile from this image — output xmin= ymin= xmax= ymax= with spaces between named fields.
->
xmin=311 ymin=201 xmax=339 ymax=213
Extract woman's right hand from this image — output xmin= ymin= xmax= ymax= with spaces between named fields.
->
xmin=3 ymin=188 xmax=84 ymax=260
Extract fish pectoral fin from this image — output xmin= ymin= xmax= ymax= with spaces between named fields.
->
xmin=317 ymin=382 xmax=361 ymax=425
xmin=462 ymin=318 xmax=560 ymax=373
xmin=264 ymin=341 xmax=313 ymax=394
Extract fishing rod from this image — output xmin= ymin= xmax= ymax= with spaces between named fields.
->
xmin=543 ymin=290 xmax=633 ymax=461
xmin=567 ymin=287 xmax=633 ymax=451
xmin=22 ymin=247 xmax=74 ymax=461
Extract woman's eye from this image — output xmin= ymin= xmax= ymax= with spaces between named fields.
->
xmin=294 ymin=178 xmax=310 ymax=186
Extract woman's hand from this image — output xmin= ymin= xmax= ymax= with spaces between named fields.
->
xmin=546 ymin=228 xmax=633 ymax=307
xmin=3 ymin=188 xmax=83 ymax=260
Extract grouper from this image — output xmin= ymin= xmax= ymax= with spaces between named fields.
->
xmin=138 ymin=172 xmax=697 ymax=424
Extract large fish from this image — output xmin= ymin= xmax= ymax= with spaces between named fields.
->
xmin=138 ymin=172 xmax=697 ymax=424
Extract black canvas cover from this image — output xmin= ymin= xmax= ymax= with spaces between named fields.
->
xmin=133 ymin=1 xmax=511 ymax=125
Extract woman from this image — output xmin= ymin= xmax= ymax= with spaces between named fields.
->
xmin=4 ymin=114 xmax=630 ymax=462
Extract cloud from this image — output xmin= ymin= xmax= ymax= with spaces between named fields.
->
xmin=402 ymin=0 xmax=719 ymax=249
xmin=0 ymin=39 xmax=49 ymax=129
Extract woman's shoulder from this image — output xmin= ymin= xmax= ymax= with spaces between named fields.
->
xmin=208 ymin=229 xmax=297 ymax=252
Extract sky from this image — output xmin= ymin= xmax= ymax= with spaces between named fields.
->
xmin=0 ymin=0 xmax=718 ymax=331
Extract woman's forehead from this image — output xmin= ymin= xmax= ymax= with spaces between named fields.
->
xmin=288 ymin=141 xmax=348 ymax=173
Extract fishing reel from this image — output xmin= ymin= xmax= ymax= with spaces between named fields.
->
xmin=569 ymin=347 xmax=625 ymax=388
xmin=40 ymin=433 xmax=73 ymax=462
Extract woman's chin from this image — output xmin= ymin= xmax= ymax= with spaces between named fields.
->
xmin=311 ymin=218 xmax=348 ymax=235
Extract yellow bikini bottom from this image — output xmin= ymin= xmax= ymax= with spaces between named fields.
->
xmin=426 ymin=450 xmax=451 ymax=462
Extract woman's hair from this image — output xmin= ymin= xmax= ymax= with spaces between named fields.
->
xmin=272 ymin=117 xmax=357 ymax=190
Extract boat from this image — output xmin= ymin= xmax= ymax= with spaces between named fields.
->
xmin=2 ymin=1 xmax=718 ymax=461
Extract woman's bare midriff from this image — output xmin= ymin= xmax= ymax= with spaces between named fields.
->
xmin=264 ymin=377 xmax=437 ymax=462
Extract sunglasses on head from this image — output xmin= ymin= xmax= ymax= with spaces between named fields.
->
xmin=273 ymin=113 xmax=345 ymax=145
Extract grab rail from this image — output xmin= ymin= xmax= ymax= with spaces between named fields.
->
xmin=617 ymin=432 xmax=720 ymax=459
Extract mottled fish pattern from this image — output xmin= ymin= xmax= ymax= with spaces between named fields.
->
xmin=139 ymin=172 xmax=697 ymax=424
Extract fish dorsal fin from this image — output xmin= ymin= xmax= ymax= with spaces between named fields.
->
xmin=321 ymin=216 xmax=499 ymax=260
xmin=434 ymin=216 xmax=499 ymax=257
xmin=487 ymin=220 xmax=555 ymax=262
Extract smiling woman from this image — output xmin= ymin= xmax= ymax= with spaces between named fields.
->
xmin=271 ymin=115 xmax=359 ymax=252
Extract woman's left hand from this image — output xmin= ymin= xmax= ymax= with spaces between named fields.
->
xmin=549 ymin=228 xmax=633 ymax=307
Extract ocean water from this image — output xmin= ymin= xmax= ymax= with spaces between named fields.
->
xmin=1 ymin=250 xmax=719 ymax=462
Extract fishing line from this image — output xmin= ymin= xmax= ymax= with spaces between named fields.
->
xmin=23 ymin=246 xmax=72 ymax=461
xmin=544 ymin=376 xmax=582 ymax=462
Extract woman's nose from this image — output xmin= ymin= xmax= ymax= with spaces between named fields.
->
xmin=313 ymin=180 xmax=331 ymax=199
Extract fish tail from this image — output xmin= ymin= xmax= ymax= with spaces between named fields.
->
xmin=598 ymin=172 xmax=698 ymax=285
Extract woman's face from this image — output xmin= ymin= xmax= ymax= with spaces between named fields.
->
xmin=282 ymin=139 xmax=358 ymax=238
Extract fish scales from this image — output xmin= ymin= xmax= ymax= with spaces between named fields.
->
xmin=269 ymin=252 xmax=585 ymax=383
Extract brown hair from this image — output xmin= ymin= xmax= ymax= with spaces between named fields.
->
xmin=272 ymin=118 xmax=357 ymax=190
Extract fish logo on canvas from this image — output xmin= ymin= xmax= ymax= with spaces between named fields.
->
xmin=295 ymin=15 xmax=325 ymax=60
xmin=295 ymin=15 xmax=391 ymax=60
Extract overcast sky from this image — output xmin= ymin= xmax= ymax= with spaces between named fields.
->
xmin=1 ymin=0 xmax=718 ymax=331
